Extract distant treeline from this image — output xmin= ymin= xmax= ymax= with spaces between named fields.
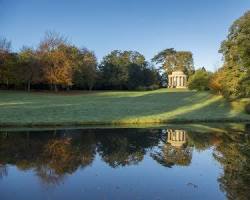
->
xmin=0 ymin=32 xmax=165 ymax=91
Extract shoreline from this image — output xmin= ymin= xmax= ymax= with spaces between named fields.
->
xmin=0 ymin=118 xmax=249 ymax=128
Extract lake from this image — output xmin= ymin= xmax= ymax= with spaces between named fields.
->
xmin=0 ymin=124 xmax=249 ymax=200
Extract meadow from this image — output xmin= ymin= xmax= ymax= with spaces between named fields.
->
xmin=0 ymin=89 xmax=249 ymax=126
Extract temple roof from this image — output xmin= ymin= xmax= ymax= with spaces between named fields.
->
xmin=170 ymin=71 xmax=186 ymax=75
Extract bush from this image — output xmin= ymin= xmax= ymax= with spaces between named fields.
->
xmin=188 ymin=68 xmax=212 ymax=91
xmin=245 ymin=103 xmax=250 ymax=114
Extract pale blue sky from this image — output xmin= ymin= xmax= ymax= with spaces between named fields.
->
xmin=1 ymin=0 xmax=250 ymax=70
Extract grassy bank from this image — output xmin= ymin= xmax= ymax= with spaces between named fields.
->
xmin=0 ymin=89 xmax=249 ymax=127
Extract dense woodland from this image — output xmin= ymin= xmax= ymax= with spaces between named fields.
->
xmin=0 ymin=32 xmax=162 ymax=92
xmin=0 ymin=11 xmax=250 ymax=99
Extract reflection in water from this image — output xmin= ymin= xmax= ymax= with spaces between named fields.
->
xmin=151 ymin=129 xmax=192 ymax=167
xmin=163 ymin=129 xmax=192 ymax=166
xmin=0 ymin=164 xmax=8 ymax=179
xmin=167 ymin=129 xmax=187 ymax=148
xmin=0 ymin=126 xmax=250 ymax=199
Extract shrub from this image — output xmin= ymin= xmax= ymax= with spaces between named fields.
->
xmin=188 ymin=68 xmax=212 ymax=91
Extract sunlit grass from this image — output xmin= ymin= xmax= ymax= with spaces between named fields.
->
xmin=0 ymin=89 xmax=249 ymax=126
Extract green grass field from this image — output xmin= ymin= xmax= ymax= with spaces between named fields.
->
xmin=0 ymin=89 xmax=249 ymax=126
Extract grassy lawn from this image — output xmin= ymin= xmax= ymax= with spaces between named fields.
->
xmin=0 ymin=89 xmax=249 ymax=126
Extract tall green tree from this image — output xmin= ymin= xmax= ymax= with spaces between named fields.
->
xmin=152 ymin=48 xmax=194 ymax=76
xmin=188 ymin=68 xmax=212 ymax=91
xmin=99 ymin=50 xmax=146 ymax=89
xmin=18 ymin=47 xmax=42 ymax=91
xmin=218 ymin=10 xmax=250 ymax=98
xmin=73 ymin=48 xmax=97 ymax=90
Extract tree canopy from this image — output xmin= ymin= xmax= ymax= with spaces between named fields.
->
xmin=214 ymin=11 xmax=250 ymax=98
xmin=99 ymin=50 xmax=160 ymax=90
xmin=152 ymin=48 xmax=194 ymax=76
xmin=188 ymin=68 xmax=212 ymax=91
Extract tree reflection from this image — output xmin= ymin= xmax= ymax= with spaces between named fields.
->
xmin=0 ymin=164 xmax=8 ymax=179
xmin=0 ymin=131 xmax=97 ymax=185
xmin=96 ymin=129 xmax=161 ymax=167
xmin=213 ymin=131 xmax=250 ymax=200
xmin=0 ymin=126 xmax=250 ymax=199
xmin=43 ymin=138 xmax=83 ymax=174
xmin=36 ymin=165 xmax=67 ymax=186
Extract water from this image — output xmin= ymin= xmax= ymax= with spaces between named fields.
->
xmin=0 ymin=125 xmax=249 ymax=200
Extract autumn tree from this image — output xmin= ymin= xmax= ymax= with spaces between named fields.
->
xmin=209 ymin=69 xmax=225 ymax=94
xmin=38 ymin=31 xmax=73 ymax=91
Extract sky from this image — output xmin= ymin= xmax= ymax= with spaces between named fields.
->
xmin=1 ymin=0 xmax=250 ymax=71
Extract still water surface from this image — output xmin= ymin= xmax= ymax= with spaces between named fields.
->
xmin=0 ymin=125 xmax=250 ymax=200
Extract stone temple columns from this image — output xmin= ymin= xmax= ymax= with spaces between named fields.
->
xmin=168 ymin=71 xmax=187 ymax=88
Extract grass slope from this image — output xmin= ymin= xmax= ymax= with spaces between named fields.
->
xmin=0 ymin=89 xmax=249 ymax=126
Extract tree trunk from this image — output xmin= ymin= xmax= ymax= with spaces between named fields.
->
xmin=6 ymin=79 xmax=8 ymax=90
xmin=54 ymin=84 xmax=58 ymax=92
xmin=88 ymin=84 xmax=93 ymax=91
xmin=27 ymin=81 xmax=31 ymax=92
xmin=50 ymin=82 xmax=53 ymax=91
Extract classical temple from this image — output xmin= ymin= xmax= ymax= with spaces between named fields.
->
xmin=168 ymin=71 xmax=187 ymax=88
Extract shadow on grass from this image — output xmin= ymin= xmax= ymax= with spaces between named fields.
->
xmin=0 ymin=89 xmax=248 ymax=126
xmin=101 ymin=91 xmax=247 ymax=123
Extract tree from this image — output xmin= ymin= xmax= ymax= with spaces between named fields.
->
xmin=73 ymin=48 xmax=97 ymax=90
xmin=0 ymin=37 xmax=11 ymax=53
xmin=188 ymin=68 xmax=212 ymax=91
xmin=217 ymin=10 xmax=250 ymax=98
xmin=18 ymin=47 xmax=42 ymax=91
xmin=39 ymin=31 xmax=67 ymax=52
xmin=209 ymin=69 xmax=225 ymax=94
xmin=0 ymin=37 xmax=18 ymax=89
xmin=99 ymin=50 xmax=147 ymax=89
xmin=38 ymin=32 xmax=73 ymax=91
xmin=152 ymin=48 xmax=194 ymax=76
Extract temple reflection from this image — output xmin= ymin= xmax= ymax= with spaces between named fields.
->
xmin=167 ymin=129 xmax=187 ymax=148
xmin=151 ymin=129 xmax=192 ymax=167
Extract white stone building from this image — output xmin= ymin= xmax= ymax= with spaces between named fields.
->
xmin=168 ymin=71 xmax=187 ymax=88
